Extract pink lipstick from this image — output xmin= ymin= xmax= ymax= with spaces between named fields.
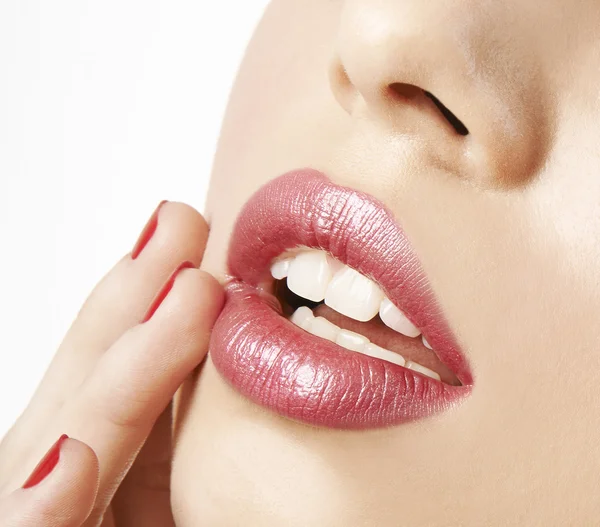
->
xmin=210 ymin=169 xmax=472 ymax=429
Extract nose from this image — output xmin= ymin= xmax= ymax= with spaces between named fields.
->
xmin=329 ymin=0 xmax=551 ymax=188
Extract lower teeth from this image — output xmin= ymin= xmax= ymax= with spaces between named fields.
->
xmin=290 ymin=306 xmax=441 ymax=381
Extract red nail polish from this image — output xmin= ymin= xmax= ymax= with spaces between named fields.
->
xmin=142 ymin=261 xmax=196 ymax=323
xmin=131 ymin=200 xmax=168 ymax=260
xmin=22 ymin=434 xmax=69 ymax=489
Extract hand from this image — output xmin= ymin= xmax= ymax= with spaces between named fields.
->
xmin=0 ymin=201 xmax=224 ymax=526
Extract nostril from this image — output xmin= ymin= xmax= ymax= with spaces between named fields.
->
xmin=388 ymin=83 xmax=469 ymax=137
xmin=424 ymin=91 xmax=469 ymax=136
xmin=387 ymin=82 xmax=423 ymax=100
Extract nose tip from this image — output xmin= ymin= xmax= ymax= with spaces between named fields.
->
xmin=329 ymin=0 xmax=552 ymax=188
xmin=330 ymin=2 xmax=463 ymax=121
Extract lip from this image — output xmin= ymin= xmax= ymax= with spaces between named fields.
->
xmin=210 ymin=169 xmax=473 ymax=429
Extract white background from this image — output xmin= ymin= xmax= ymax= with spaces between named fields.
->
xmin=0 ymin=0 xmax=270 ymax=437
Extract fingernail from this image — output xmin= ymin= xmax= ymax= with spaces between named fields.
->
xmin=22 ymin=434 xmax=69 ymax=489
xmin=131 ymin=200 xmax=168 ymax=260
xmin=142 ymin=261 xmax=196 ymax=323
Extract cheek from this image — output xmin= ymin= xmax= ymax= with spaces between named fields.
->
xmin=523 ymin=124 xmax=600 ymax=347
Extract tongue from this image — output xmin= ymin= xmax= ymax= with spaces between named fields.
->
xmin=313 ymin=304 xmax=460 ymax=385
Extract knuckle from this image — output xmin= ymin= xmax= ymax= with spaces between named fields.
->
xmin=94 ymin=383 xmax=154 ymax=431
xmin=71 ymin=376 xmax=153 ymax=433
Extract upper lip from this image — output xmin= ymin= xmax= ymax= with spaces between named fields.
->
xmin=210 ymin=168 xmax=473 ymax=429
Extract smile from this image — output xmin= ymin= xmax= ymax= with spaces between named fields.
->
xmin=209 ymin=169 xmax=473 ymax=429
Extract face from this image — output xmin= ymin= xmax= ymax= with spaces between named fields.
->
xmin=172 ymin=0 xmax=600 ymax=524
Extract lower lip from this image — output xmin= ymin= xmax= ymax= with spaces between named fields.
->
xmin=210 ymin=282 xmax=470 ymax=429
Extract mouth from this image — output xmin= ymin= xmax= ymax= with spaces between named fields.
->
xmin=273 ymin=260 xmax=460 ymax=385
xmin=210 ymin=169 xmax=473 ymax=429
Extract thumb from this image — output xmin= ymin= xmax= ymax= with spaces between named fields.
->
xmin=0 ymin=435 xmax=99 ymax=526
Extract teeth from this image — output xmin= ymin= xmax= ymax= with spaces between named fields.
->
xmin=287 ymin=251 xmax=332 ymax=302
xmin=277 ymin=250 xmax=436 ymax=357
xmin=363 ymin=343 xmax=406 ymax=367
xmin=309 ymin=316 xmax=339 ymax=342
xmin=289 ymin=306 xmax=440 ymax=380
xmin=335 ymin=329 xmax=369 ymax=352
xmin=270 ymin=258 xmax=292 ymax=280
xmin=379 ymin=298 xmax=420 ymax=338
xmin=325 ymin=266 xmax=384 ymax=322
xmin=405 ymin=361 xmax=441 ymax=381
xmin=290 ymin=306 xmax=314 ymax=330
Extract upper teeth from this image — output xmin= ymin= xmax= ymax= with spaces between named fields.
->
xmin=325 ymin=265 xmax=384 ymax=322
xmin=286 ymin=251 xmax=332 ymax=302
xmin=271 ymin=250 xmax=421 ymax=339
xmin=379 ymin=298 xmax=421 ymax=338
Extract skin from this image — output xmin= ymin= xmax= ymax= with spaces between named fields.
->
xmin=172 ymin=0 xmax=600 ymax=525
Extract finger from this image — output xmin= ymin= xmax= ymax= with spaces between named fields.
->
xmin=53 ymin=267 xmax=222 ymax=524
xmin=0 ymin=436 xmax=99 ymax=527
xmin=110 ymin=407 xmax=176 ymax=527
xmin=3 ymin=202 xmax=210 ymax=467
xmin=44 ymin=201 xmax=210 ymax=400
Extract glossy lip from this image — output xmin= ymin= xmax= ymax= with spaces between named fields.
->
xmin=210 ymin=169 xmax=473 ymax=429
